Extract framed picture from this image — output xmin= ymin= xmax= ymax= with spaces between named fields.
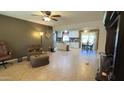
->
xmin=45 ymin=32 xmax=50 ymax=38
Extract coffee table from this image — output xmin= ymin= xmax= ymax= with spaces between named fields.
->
xmin=30 ymin=54 xmax=49 ymax=67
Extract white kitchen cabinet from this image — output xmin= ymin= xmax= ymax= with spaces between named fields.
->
xmin=69 ymin=31 xmax=79 ymax=37
xmin=57 ymin=32 xmax=62 ymax=38
xmin=56 ymin=43 xmax=67 ymax=50
xmin=69 ymin=42 xmax=79 ymax=48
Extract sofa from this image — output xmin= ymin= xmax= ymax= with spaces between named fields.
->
xmin=27 ymin=45 xmax=42 ymax=61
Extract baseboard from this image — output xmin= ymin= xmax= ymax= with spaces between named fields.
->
xmin=5 ymin=56 xmax=28 ymax=63
xmin=6 ymin=58 xmax=17 ymax=63
xmin=22 ymin=56 xmax=27 ymax=61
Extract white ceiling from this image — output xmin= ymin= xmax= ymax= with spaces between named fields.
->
xmin=0 ymin=11 xmax=104 ymax=26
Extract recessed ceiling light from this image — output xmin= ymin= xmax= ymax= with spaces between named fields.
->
xmin=84 ymin=30 xmax=88 ymax=33
xmin=64 ymin=30 xmax=68 ymax=33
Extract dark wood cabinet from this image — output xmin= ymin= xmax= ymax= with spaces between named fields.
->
xmin=105 ymin=27 xmax=116 ymax=55
xmin=103 ymin=11 xmax=124 ymax=80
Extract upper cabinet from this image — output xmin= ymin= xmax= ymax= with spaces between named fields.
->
xmin=56 ymin=31 xmax=79 ymax=38
xmin=57 ymin=31 xmax=63 ymax=38
xmin=69 ymin=31 xmax=79 ymax=37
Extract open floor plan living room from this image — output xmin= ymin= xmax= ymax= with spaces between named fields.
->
xmin=0 ymin=11 xmax=124 ymax=81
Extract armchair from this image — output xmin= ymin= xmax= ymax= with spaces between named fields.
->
xmin=0 ymin=41 xmax=12 ymax=69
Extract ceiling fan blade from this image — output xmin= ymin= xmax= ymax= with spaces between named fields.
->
xmin=41 ymin=11 xmax=51 ymax=16
xmin=51 ymin=15 xmax=61 ymax=17
xmin=31 ymin=14 xmax=42 ymax=16
xmin=51 ymin=18 xmax=58 ymax=21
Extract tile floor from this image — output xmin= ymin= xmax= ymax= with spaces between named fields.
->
xmin=0 ymin=49 xmax=99 ymax=81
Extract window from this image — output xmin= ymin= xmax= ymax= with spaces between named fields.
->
xmin=81 ymin=33 xmax=96 ymax=45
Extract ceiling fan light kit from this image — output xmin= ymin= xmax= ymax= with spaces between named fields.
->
xmin=43 ymin=16 xmax=51 ymax=22
xmin=32 ymin=11 xmax=61 ymax=22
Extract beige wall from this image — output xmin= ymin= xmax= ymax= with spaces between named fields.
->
xmin=0 ymin=14 xmax=53 ymax=58
xmin=97 ymin=22 xmax=106 ymax=53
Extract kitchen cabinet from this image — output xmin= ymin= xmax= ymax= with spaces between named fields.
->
xmin=56 ymin=42 xmax=67 ymax=50
xmin=57 ymin=32 xmax=62 ymax=38
xmin=69 ymin=31 xmax=79 ymax=37
xmin=69 ymin=42 xmax=79 ymax=48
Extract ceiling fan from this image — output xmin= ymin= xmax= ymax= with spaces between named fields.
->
xmin=32 ymin=11 xmax=61 ymax=22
